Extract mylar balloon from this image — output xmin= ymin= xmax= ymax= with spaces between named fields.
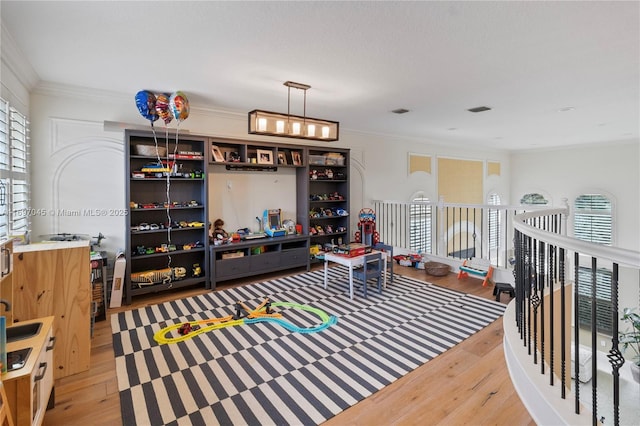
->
xmin=155 ymin=93 xmax=173 ymax=125
xmin=135 ymin=90 xmax=159 ymax=122
xmin=170 ymin=91 xmax=190 ymax=122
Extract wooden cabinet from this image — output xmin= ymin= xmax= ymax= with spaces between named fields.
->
xmin=125 ymin=130 xmax=209 ymax=304
xmin=301 ymin=148 xmax=350 ymax=258
xmin=12 ymin=242 xmax=90 ymax=380
xmin=4 ymin=316 xmax=55 ymax=426
xmin=209 ymin=235 xmax=309 ymax=288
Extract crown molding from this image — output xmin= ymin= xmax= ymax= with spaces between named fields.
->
xmin=32 ymin=81 xmax=247 ymax=120
xmin=1 ymin=24 xmax=40 ymax=90
xmin=33 ymin=80 xmax=131 ymax=102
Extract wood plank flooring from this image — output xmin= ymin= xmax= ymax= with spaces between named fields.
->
xmin=43 ymin=264 xmax=534 ymax=426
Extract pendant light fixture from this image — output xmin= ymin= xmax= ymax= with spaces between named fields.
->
xmin=248 ymin=81 xmax=339 ymax=141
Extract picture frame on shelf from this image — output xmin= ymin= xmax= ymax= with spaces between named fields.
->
xmin=211 ymin=145 xmax=225 ymax=162
xmin=257 ymin=149 xmax=273 ymax=165
xmin=292 ymin=151 xmax=302 ymax=166
xmin=277 ymin=152 xmax=288 ymax=165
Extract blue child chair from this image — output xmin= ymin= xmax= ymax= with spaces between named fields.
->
xmin=374 ymin=242 xmax=394 ymax=285
xmin=353 ymin=252 xmax=383 ymax=298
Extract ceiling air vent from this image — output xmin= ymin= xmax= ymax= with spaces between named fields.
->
xmin=467 ymin=106 xmax=492 ymax=113
xmin=392 ymin=108 xmax=410 ymax=114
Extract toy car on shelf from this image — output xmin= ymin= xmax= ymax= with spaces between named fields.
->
xmin=140 ymin=162 xmax=173 ymax=177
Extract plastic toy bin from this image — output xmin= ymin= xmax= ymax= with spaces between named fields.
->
xmin=309 ymin=155 xmax=326 ymax=165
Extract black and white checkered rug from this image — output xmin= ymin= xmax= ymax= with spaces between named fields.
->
xmin=112 ymin=267 xmax=506 ymax=425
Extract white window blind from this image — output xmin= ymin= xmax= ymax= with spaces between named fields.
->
xmin=574 ymin=194 xmax=612 ymax=246
xmin=574 ymin=194 xmax=613 ymax=335
xmin=0 ymin=179 xmax=7 ymax=238
xmin=0 ymin=97 xmax=30 ymax=239
xmin=0 ymin=102 xmax=9 ymax=169
xmin=577 ymin=266 xmax=613 ymax=335
xmin=487 ymin=193 xmax=501 ymax=250
xmin=409 ymin=196 xmax=431 ymax=253
xmin=0 ymin=102 xmax=8 ymax=238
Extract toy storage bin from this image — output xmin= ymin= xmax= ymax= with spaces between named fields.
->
xmin=424 ymin=261 xmax=450 ymax=276
xmin=134 ymin=144 xmax=167 ymax=157
xmin=309 ymin=155 xmax=325 ymax=165
xmin=324 ymin=153 xmax=345 ymax=165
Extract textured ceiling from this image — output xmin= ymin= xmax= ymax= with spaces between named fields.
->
xmin=1 ymin=1 xmax=638 ymax=151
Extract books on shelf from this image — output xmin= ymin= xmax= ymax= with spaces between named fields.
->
xmin=169 ymin=151 xmax=204 ymax=160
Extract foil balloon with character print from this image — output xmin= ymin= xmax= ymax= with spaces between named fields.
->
xmin=169 ymin=91 xmax=190 ymax=122
xmin=134 ymin=90 xmax=159 ymax=123
xmin=155 ymin=93 xmax=173 ymax=125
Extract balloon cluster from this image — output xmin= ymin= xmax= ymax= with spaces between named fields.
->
xmin=135 ymin=90 xmax=190 ymax=125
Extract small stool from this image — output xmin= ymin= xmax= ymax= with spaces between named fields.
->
xmin=493 ymin=282 xmax=515 ymax=302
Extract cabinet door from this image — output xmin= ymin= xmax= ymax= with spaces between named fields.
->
xmin=33 ymin=326 xmax=54 ymax=426
xmin=280 ymin=248 xmax=308 ymax=268
xmin=249 ymin=252 xmax=280 ymax=271
xmin=13 ymin=251 xmax=56 ymax=321
xmin=215 ymin=257 xmax=250 ymax=279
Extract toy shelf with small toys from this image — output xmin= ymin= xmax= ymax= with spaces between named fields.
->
xmin=125 ymin=130 xmax=209 ymax=303
xmin=302 ymin=148 xmax=350 ymax=262
xmin=126 ymin=132 xmax=350 ymax=299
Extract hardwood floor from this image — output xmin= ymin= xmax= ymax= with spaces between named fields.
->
xmin=43 ymin=265 xmax=534 ymax=426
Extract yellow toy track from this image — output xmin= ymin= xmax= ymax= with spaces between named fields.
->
xmin=153 ymin=298 xmax=336 ymax=344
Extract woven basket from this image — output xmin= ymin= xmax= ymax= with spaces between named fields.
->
xmin=134 ymin=144 xmax=167 ymax=157
xmin=424 ymin=261 xmax=450 ymax=277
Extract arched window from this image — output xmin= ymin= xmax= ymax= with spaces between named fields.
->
xmin=409 ymin=195 xmax=431 ymax=254
xmin=520 ymin=193 xmax=548 ymax=205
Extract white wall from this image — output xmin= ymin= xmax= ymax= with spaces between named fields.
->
xmin=510 ymin=141 xmax=640 ymax=252
xmin=208 ymin=168 xmax=298 ymax=234
xmin=0 ymin=26 xmax=32 ymax=114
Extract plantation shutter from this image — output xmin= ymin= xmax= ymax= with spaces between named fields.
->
xmin=9 ymin=106 xmax=29 ymax=235
xmin=0 ymin=100 xmax=9 ymax=238
xmin=487 ymin=193 xmax=501 ymax=250
xmin=574 ymin=194 xmax=612 ymax=245
xmin=409 ymin=196 xmax=431 ymax=253
xmin=577 ymin=266 xmax=613 ymax=335
xmin=0 ymin=98 xmax=30 ymax=239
